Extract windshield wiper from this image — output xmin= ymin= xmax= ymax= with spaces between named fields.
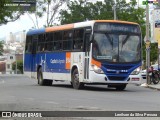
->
xmin=105 ymin=34 xmax=113 ymax=47
xmin=122 ymin=35 xmax=130 ymax=47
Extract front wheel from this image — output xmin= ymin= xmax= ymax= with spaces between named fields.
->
xmin=72 ymin=69 xmax=84 ymax=89
xmin=115 ymin=84 xmax=127 ymax=91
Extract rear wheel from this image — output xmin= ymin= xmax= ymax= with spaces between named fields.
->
xmin=37 ymin=68 xmax=52 ymax=86
xmin=72 ymin=69 xmax=84 ymax=89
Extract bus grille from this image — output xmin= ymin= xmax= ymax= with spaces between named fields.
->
xmin=108 ymin=76 xmax=127 ymax=81
xmin=104 ymin=65 xmax=133 ymax=70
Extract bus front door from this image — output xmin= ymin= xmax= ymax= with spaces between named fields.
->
xmin=84 ymin=32 xmax=91 ymax=80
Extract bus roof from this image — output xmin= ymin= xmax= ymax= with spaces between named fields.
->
xmin=46 ymin=24 xmax=74 ymax=32
xmin=27 ymin=20 xmax=139 ymax=34
xmin=45 ymin=20 xmax=139 ymax=32
xmin=27 ymin=28 xmax=45 ymax=35
xmin=95 ymin=20 xmax=139 ymax=25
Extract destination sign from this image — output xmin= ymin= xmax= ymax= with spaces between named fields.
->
xmin=94 ymin=23 xmax=140 ymax=33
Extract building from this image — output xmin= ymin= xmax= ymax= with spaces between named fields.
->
xmin=0 ymin=30 xmax=25 ymax=74
xmin=5 ymin=54 xmax=16 ymax=74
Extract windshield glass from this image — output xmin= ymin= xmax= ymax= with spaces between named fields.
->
xmin=92 ymin=33 xmax=141 ymax=63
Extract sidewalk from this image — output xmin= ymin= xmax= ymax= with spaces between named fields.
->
xmin=141 ymin=83 xmax=160 ymax=90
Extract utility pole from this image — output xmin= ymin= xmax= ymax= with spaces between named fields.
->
xmin=145 ymin=2 xmax=151 ymax=85
xmin=113 ymin=4 xmax=116 ymax=20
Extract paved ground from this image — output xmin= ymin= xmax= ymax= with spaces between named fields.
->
xmin=0 ymin=75 xmax=160 ymax=120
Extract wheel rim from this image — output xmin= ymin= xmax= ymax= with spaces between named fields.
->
xmin=39 ymin=72 xmax=43 ymax=84
xmin=74 ymin=73 xmax=79 ymax=86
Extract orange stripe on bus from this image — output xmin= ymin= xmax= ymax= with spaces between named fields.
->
xmin=91 ymin=59 xmax=101 ymax=68
xmin=95 ymin=20 xmax=138 ymax=25
xmin=65 ymin=52 xmax=71 ymax=70
xmin=46 ymin=24 xmax=74 ymax=32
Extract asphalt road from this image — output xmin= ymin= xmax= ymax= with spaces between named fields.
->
xmin=0 ymin=75 xmax=160 ymax=120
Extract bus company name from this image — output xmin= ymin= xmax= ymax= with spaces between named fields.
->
xmin=50 ymin=59 xmax=65 ymax=64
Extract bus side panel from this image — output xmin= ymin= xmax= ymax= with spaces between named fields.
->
xmin=43 ymin=52 xmax=70 ymax=81
xmin=70 ymin=52 xmax=85 ymax=82
xmin=36 ymin=53 xmax=46 ymax=72
xmin=24 ymin=53 xmax=32 ymax=77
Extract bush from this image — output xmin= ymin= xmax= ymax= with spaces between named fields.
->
xmin=12 ymin=60 xmax=23 ymax=74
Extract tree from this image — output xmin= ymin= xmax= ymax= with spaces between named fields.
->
xmin=0 ymin=0 xmax=24 ymax=25
xmin=59 ymin=0 xmax=160 ymax=63
xmin=116 ymin=0 xmax=145 ymax=37
xmin=12 ymin=60 xmax=23 ymax=74
xmin=27 ymin=0 xmax=67 ymax=28
xmin=60 ymin=0 xmax=145 ymax=37
xmin=0 ymin=41 xmax=3 ymax=55
xmin=60 ymin=0 xmax=114 ymax=24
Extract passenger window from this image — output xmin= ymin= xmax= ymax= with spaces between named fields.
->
xmin=63 ymin=30 xmax=73 ymax=50
xmin=73 ymin=29 xmax=84 ymax=50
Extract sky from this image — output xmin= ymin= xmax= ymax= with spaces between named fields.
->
xmin=0 ymin=14 xmax=40 ymax=39
xmin=0 ymin=0 xmax=144 ymax=40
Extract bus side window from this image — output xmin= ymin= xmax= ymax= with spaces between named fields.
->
xmin=73 ymin=29 xmax=84 ymax=50
xmin=26 ymin=44 xmax=32 ymax=53
xmin=37 ymin=34 xmax=45 ymax=52
xmin=25 ymin=35 xmax=32 ymax=53
xmin=45 ymin=32 xmax=54 ymax=51
xmin=54 ymin=32 xmax=63 ymax=51
xmin=63 ymin=30 xmax=73 ymax=50
xmin=45 ymin=42 xmax=54 ymax=51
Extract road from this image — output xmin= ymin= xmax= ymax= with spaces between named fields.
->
xmin=0 ymin=75 xmax=160 ymax=120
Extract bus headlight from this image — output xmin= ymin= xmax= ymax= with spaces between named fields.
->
xmin=91 ymin=65 xmax=104 ymax=74
xmin=131 ymin=67 xmax=141 ymax=75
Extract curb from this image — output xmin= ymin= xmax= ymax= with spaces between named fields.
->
xmin=147 ymin=85 xmax=160 ymax=91
xmin=141 ymin=83 xmax=160 ymax=91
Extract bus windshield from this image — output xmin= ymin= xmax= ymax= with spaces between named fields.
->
xmin=92 ymin=33 xmax=141 ymax=63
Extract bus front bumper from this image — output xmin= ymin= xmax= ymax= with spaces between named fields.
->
xmin=85 ymin=71 xmax=139 ymax=84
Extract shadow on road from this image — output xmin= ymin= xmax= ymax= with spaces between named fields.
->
xmin=51 ymin=84 xmax=126 ymax=92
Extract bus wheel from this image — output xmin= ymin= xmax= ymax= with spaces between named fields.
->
xmin=38 ymin=68 xmax=45 ymax=85
xmin=38 ymin=68 xmax=53 ymax=86
xmin=115 ymin=84 xmax=127 ymax=91
xmin=72 ymin=69 xmax=84 ymax=89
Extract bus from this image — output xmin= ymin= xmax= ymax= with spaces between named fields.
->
xmin=24 ymin=20 xmax=142 ymax=90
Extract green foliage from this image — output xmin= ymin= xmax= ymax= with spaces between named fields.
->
xmin=0 ymin=41 xmax=4 ymax=55
xmin=12 ymin=60 xmax=23 ymax=74
xmin=60 ymin=0 xmax=114 ymax=24
xmin=0 ymin=0 xmax=24 ymax=25
xmin=142 ymin=43 xmax=158 ymax=64
xmin=59 ymin=0 xmax=159 ymax=63
xmin=59 ymin=0 xmax=145 ymax=38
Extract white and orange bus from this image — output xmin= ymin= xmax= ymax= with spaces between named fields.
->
xmin=24 ymin=20 xmax=142 ymax=90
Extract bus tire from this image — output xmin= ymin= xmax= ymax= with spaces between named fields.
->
xmin=115 ymin=84 xmax=127 ymax=91
xmin=38 ymin=68 xmax=45 ymax=85
xmin=44 ymin=80 xmax=53 ymax=86
xmin=37 ymin=68 xmax=53 ymax=86
xmin=72 ymin=69 xmax=84 ymax=89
